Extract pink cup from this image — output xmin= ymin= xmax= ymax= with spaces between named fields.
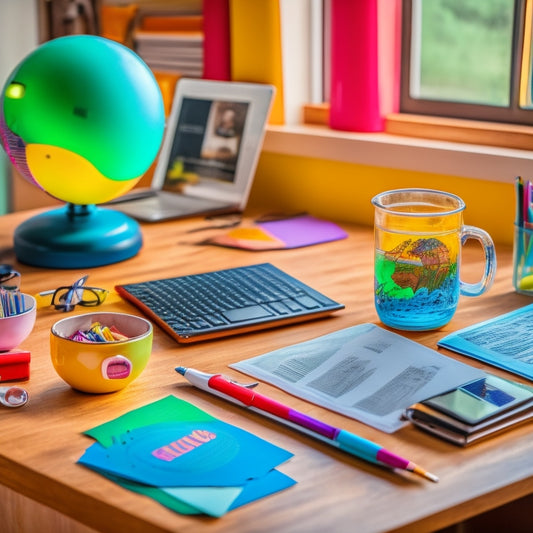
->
xmin=0 ymin=294 xmax=37 ymax=351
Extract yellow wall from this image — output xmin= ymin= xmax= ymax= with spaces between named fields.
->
xmin=248 ymin=151 xmax=515 ymax=246
xmin=11 ymin=147 xmax=516 ymax=246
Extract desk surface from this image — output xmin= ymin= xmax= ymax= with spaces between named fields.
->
xmin=0 ymin=209 xmax=532 ymax=533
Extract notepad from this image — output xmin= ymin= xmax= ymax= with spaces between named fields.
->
xmin=205 ymin=215 xmax=348 ymax=250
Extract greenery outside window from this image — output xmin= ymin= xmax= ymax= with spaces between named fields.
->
xmin=401 ymin=0 xmax=533 ymax=125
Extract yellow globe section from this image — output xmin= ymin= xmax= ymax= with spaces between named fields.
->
xmin=26 ymin=144 xmax=140 ymax=204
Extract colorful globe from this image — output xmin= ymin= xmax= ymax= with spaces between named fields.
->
xmin=0 ymin=35 xmax=165 ymax=205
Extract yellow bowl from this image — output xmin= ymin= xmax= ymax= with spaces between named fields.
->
xmin=0 ymin=294 xmax=36 ymax=351
xmin=50 ymin=312 xmax=153 ymax=393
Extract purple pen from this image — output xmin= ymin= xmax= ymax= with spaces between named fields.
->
xmin=175 ymin=366 xmax=439 ymax=482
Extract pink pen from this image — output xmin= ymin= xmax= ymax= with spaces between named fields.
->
xmin=175 ymin=366 xmax=439 ymax=483
xmin=525 ymin=179 xmax=533 ymax=228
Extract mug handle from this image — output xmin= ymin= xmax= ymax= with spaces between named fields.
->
xmin=460 ymin=225 xmax=497 ymax=296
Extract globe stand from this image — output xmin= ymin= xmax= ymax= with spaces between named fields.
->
xmin=14 ymin=203 xmax=143 ymax=268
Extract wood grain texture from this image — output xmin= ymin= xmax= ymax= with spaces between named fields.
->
xmin=0 ymin=483 xmax=98 ymax=533
xmin=0 ymin=208 xmax=531 ymax=533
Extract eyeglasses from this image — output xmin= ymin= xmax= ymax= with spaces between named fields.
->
xmin=39 ymin=275 xmax=108 ymax=312
xmin=0 ymin=264 xmax=21 ymax=291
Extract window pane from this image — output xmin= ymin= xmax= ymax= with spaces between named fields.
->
xmin=410 ymin=0 xmax=515 ymax=107
xmin=520 ymin=0 xmax=533 ymax=109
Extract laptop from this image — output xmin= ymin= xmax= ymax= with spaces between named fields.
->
xmin=107 ymin=78 xmax=275 ymax=222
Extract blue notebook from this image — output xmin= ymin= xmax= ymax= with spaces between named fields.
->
xmin=438 ymin=303 xmax=533 ymax=381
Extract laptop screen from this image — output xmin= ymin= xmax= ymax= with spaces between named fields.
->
xmin=162 ymin=98 xmax=250 ymax=192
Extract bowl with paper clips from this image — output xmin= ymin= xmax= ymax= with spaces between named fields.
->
xmin=50 ymin=312 xmax=153 ymax=393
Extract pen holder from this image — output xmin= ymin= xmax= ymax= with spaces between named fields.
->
xmin=0 ymin=294 xmax=37 ymax=351
xmin=513 ymin=224 xmax=533 ymax=294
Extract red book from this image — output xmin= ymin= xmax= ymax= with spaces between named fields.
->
xmin=203 ymin=0 xmax=231 ymax=81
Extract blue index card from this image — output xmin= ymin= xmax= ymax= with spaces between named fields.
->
xmin=161 ymin=469 xmax=296 ymax=517
xmin=162 ymin=486 xmax=243 ymax=517
xmin=79 ymin=420 xmax=293 ymax=487
xmin=93 ymin=464 xmax=295 ymax=517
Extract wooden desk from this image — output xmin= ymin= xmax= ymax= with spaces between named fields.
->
xmin=0 ymin=209 xmax=532 ymax=533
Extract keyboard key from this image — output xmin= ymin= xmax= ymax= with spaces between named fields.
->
xmin=268 ymin=302 xmax=291 ymax=315
xmin=282 ymin=299 xmax=304 ymax=312
xmin=204 ymin=314 xmax=227 ymax=326
xmin=223 ymin=305 xmax=273 ymax=323
xmin=294 ymin=296 xmax=321 ymax=309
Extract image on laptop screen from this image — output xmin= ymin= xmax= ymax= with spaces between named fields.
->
xmin=162 ymin=98 xmax=249 ymax=190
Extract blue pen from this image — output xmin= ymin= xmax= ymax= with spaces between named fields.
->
xmin=176 ymin=366 xmax=439 ymax=482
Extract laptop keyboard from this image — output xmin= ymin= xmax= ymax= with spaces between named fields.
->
xmin=115 ymin=263 xmax=344 ymax=342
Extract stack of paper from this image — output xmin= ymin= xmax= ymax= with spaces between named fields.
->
xmin=78 ymin=396 xmax=295 ymax=517
xmin=132 ymin=12 xmax=204 ymax=78
xmin=134 ymin=30 xmax=203 ymax=77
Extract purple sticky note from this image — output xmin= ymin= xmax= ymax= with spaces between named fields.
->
xmin=258 ymin=215 xmax=348 ymax=249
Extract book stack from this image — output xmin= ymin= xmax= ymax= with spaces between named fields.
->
xmin=133 ymin=12 xmax=204 ymax=78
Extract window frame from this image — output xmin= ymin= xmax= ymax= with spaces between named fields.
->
xmin=400 ymin=0 xmax=533 ymax=125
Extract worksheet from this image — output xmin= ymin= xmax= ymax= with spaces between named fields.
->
xmin=231 ymin=323 xmax=484 ymax=433
xmin=438 ymin=303 xmax=533 ymax=381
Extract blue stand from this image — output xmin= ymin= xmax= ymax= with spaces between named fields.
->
xmin=14 ymin=204 xmax=143 ymax=268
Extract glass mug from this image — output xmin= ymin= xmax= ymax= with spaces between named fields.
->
xmin=372 ymin=189 xmax=496 ymax=331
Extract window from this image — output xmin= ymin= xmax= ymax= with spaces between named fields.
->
xmin=303 ymin=0 xmax=533 ymax=150
xmin=401 ymin=0 xmax=533 ymax=125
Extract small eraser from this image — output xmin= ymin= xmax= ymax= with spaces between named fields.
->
xmin=0 ymin=350 xmax=31 ymax=382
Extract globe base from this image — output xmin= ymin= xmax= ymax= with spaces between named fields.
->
xmin=14 ymin=204 xmax=143 ymax=268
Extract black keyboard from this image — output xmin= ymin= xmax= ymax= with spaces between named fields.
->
xmin=115 ymin=263 xmax=344 ymax=343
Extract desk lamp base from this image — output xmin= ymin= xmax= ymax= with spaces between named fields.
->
xmin=14 ymin=204 xmax=142 ymax=268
